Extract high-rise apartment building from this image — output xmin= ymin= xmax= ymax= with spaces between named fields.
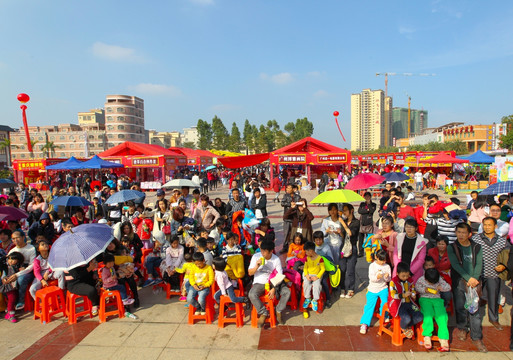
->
xmin=104 ymin=95 xmax=145 ymax=147
xmin=350 ymin=89 xmax=385 ymax=151
xmin=391 ymin=107 xmax=428 ymax=141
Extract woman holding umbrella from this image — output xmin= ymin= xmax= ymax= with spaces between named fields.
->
xmin=321 ymin=203 xmax=344 ymax=263
xmin=339 ymin=204 xmax=360 ymax=298
xmin=67 ymin=259 xmax=100 ymax=316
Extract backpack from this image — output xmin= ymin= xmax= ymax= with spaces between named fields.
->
xmin=320 ymin=255 xmax=341 ymax=288
xmin=362 ymin=234 xmax=381 ymax=263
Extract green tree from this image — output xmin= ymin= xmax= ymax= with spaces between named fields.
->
xmin=211 ymin=116 xmax=229 ymax=150
xmin=499 ymin=114 xmax=513 ymax=151
xmin=196 ymin=119 xmax=212 ymax=150
xmin=227 ymin=122 xmax=241 ymax=152
xmin=182 ymin=141 xmax=196 ymax=149
xmin=41 ymin=141 xmax=61 ymax=158
xmin=0 ymin=138 xmax=17 ymax=168
xmin=243 ymin=119 xmax=254 ymax=154
xmin=284 ymin=117 xmax=314 ymax=142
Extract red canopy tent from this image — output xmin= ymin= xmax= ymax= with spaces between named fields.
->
xmin=168 ymin=147 xmax=216 ymax=170
xmin=98 ymin=141 xmax=187 ymax=187
xmin=419 ymin=153 xmax=469 ymax=164
xmin=218 ymin=153 xmax=270 ymax=169
xmin=270 ymin=137 xmax=351 ymax=186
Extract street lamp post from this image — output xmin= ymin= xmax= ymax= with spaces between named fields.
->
xmin=17 ymin=93 xmax=33 ymax=157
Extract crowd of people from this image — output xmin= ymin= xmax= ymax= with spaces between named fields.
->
xmin=1 ymin=166 xmax=513 ymax=354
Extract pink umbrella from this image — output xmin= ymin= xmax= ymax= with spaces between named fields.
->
xmin=345 ymin=173 xmax=386 ymax=190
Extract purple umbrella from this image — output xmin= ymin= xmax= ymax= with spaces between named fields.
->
xmin=0 ymin=206 xmax=29 ymax=221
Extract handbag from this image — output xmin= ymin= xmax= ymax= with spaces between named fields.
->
xmin=360 ymin=223 xmax=374 ymax=234
xmin=341 ymin=234 xmax=352 ymax=258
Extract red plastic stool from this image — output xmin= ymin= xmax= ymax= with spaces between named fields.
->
xmin=416 ymin=322 xmax=441 ymax=346
xmin=286 ymin=284 xmax=298 ymax=310
xmin=153 ymin=274 xmax=184 ymax=299
xmin=299 ymin=290 xmax=326 ymax=314
xmin=377 ymin=303 xmax=415 ymax=346
xmin=251 ymin=295 xmax=277 ymax=328
xmin=218 ymin=293 xmax=244 ymax=328
xmin=188 ymin=292 xmax=215 ymax=325
xmin=99 ymin=289 xmax=125 ymax=323
xmin=66 ymin=292 xmax=93 ymax=324
xmin=24 ymin=289 xmax=35 ymax=312
xmin=33 ymin=286 xmax=66 ymax=324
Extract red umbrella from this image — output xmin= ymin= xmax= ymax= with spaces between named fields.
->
xmin=345 ymin=173 xmax=386 ymax=190
xmin=419 ymin=153 xmax=469 ymax=164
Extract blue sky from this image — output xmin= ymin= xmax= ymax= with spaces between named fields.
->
xmin=1 ymin=0 xmax=512 ymax=149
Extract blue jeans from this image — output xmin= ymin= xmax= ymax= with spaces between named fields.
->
xmin=106 ymin=284 xmax=128 ymax=300
xmin=360 ymin=288 xmax=388 ymax=326
xmin=187 ymin=286 xmax=210 ymax=310
xmin=17 ymin=272 xmax=35 ymax=305
xmin=398 ymin=302 xmax=424 ymax=329
xmin=145 ymin=256 xmax=163 ymax=278
xmin=214 ymin=286 xmax=245 ymax=304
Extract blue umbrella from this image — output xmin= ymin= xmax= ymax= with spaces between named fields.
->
xmin=383 ymin=172 xmax=410 ymax=182
xmin=105 ymin=189 xmax=146 ymax=205
xmin=48 ymin=223 xmax=114 ymax=271
xmin=0 ymin=178 xmax=17 ymax=189
xmin=480 ymin=181 xmax=513 ymax=195
xmin=50 ymin=196 xmax=92 ymax=207
xmin=205 ymin=165 xmax=217 ymax=171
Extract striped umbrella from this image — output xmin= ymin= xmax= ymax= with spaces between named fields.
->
xmin=480 ymin=181 xmax=513 ymax=195
xmin=48 ymin=223 xmax=114 ymax=271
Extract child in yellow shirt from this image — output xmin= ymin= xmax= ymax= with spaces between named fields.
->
xmin=302 ymin=241 xmax=325 ymax=312
xmin=175 ymin=253 xmax=195 ymax=301
xmin=187 ymin=252 xmax=214 ymax=315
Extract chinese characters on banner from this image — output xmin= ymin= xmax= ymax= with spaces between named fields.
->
xmin=278 ymin=155 xmax=306 ymax=163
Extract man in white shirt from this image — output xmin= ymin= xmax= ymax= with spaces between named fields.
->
xmin=248 ymin=240 xmax=290 ymax=327
xmin=191 ymin=173 xmax=201 ymax=187
xmin=414 ymin=170 xmax=423 ymax=192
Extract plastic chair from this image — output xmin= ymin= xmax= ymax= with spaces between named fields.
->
xmin=99 ymin=289 xmax=125 ymax=323
xmin=416 ymin=322 xmax=440 ymax=346
xmin=251 ymin=294 xmax=277 ymax=328
xmin=154 ymin=273 xmax=184 ymax=299
xmin=66 ymin=292 xmax=93 ymax=324
xmin=140 ymin=249 xmax=154 ymax=280
xmin=286 ymin=284 xmax=298 ymax=310
xmin=188 ymin=291 xmax=215 ymax=325
xmin=218 ymin=291 xmax=244 ymax=328
xmin=299 ymin=289 xmax=326 ymax=314
xmin=377 ymin=303 xmax=415 ymax=346
xmin=33 ymin=286 xmax=66 ymax=324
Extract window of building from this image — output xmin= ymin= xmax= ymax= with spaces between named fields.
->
xmin=131 ymin=134 xmax=135 ymax=139
xmin=118 ymin=116 xmax=124 ymax=121
xmin=89 ymin=143 xmax=95 ymax=148
xmin=50 ymin=136 xmax=55 ymax=141
xmin=79 ymin=144 xmax=84 ymax=148
xmin=61 ymin=153 xmax=66 ymax=157
xmin=38 ymin=136 xmax=43 ymax=140
xmin=89 ymin=135 xmax=95 ymax=139
xmin=20 ymin=154 xmax=25 ymax=158
xmin=107 ymin=107 xmax=113 ymax=113
xmin=117 ymin=107 xmax=124 ymax=113
xmin=107 ymin=116 xmax=113 ymax=121
xmin=69 ymin=135 xmax=75 ymax=140
xmin=20 ymin=145 xmax=25 ymax=150
xmin=118 ymin=134 xmax=125 ymax=139
xmin=108 ymin=134 xmax=113 ymax=139
xmin=107 ymin=126 xmax=114 ymax=130
xmin=69 ymin=144 xmax=75 ymax=149
xmin=117 ymin=125 xmax=125 ymax=130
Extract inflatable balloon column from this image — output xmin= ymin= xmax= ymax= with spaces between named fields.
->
xmin=333 ymin=111 xmax=346 ymax=142
xmin=17 ymin=93 xmax=33 ymax=154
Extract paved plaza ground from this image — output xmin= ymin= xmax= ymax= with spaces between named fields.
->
xmin=4 ymin=185 xmax=513 ymax=359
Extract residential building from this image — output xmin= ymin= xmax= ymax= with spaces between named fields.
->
xmin=182 ymin=126 xmax=199 ymax=147
xmin=351 ymin=89 xmax=385 ymax=151
xmin=0 ymin=126 xmax=15 ymax=168
xmin=104 ymin=95 xmax=145 ymax=147
xmin=384 ymin=96 xmax=393 ymax=147
xmin=78 ymin=109 xmax=105 ymax=126
xmin=391 ymin=107 xmax=428 ymax=141
xmin=148 ymin=130 xmax=182 ymax=148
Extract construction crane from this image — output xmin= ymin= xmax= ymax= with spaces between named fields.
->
xmin=375 ymin=73 xmax=435 ymax=145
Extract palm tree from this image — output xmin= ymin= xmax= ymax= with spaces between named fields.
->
xmin=41 ymin=141 xmax=60 ymax=158
xmin=0 ymin=138 xmax=17 ymax=168
xmin=29 ymin=139 xmax=39 ymax=158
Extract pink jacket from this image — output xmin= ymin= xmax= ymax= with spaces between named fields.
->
xmin=101 ymin=267 xmax=118 ymax=288
xmin=33 ymin=255 xmax=52 ymax=281
xmin=374 ymin=230 xmax=398 ymax=265
xmin=392 ymin=233 xmax=427 ymax=283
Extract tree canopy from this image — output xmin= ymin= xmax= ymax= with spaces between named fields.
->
xmin=499 ymin=114 xmax=513 ymax=151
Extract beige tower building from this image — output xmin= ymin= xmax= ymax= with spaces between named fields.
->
xmin=104 ymin=95 xmax=145 ymax=148
xmin=350 ymin=89 xmax=385 ymax=151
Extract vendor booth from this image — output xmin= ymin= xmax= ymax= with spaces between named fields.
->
xmin=269 ymin=137 xmax=351 ymax=187
xmin=359 ymin=151 xmax=456 ymax=168
xmin=13 ymin=158 xmax=73 ymax=188
xmin=168 ymin=147 xmax=216 ymax=170
xmin=98 ymin=141 xmax=187 ymax=189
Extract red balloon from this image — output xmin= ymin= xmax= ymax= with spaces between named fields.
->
xmin=333 ymin=111 xmax=339 ymax=117
xmin=17 ymin=93 xmax=30 ymax=103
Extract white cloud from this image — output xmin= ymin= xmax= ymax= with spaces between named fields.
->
xmin=189 ymin=0 xmax=214 ymax=4
xmin=399 ymin=26 xmax=416 ymax=35
xmin=128 ymin=83 xmax=182 ymax=97
xmin=92 ymin=42 xmax=146 ymax=62
xmin=210 ymin=104 xmax=241 ymax=112
xmin=313 ymin=90 xmax=329 ymax=98
xmin=260 ymin=72 xmax=294 ymax=85
xmin=307 ymin=71 xmax=322 ymax=78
